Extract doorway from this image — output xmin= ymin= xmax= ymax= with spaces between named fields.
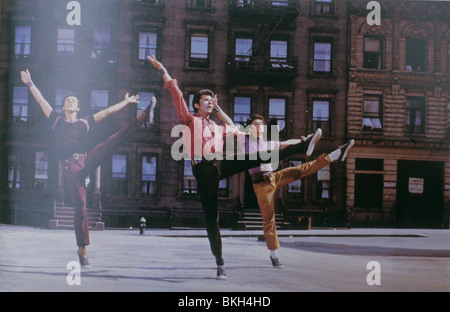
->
xmin=396 ymin=160 xmax=444 ymax=228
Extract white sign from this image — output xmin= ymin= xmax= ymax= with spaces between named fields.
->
xmin=408 ymin=178 xmax=424 ymax=194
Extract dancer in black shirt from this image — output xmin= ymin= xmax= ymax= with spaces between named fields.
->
xmin=21 ymin=69 xmax=156 ymax=267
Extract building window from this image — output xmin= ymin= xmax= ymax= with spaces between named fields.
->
xmin=183 ymin=160 xmax=197 ymax=195
xmin=189 ymin=0 xmax=211 ymax=8
xmin=8 ymin=152 xmax=21 ymax=189
xmin=138 ymin=32 xmax=157 ymax=61
xmin=233 ymin=96 xmax=251 ymax=126
xmin=14 ymin=26 xmax=31 ymax=58
xmin=12 ymin=86 xmax=28 ymax=123
xmin=364 ymin=36 xmax=383 ymax=69
xmin=362 ymin=95 xmax=383 ymax=132
xmin=190 ymin=33 xmax=209 ymax=68
xmin=270 ymin=40 xmax=288 ymax=63
xmin=91 ymin=90 xmax=109 ymax=111
xmin=406 ymin=97 xmax=425 ymax=134
xmin=354 ymin=158 xmax=383 ymax=209
xmin=268 ymin=98 xmax=286 ymax=131
xmin=314 ymin=0 xmax=334 ymax=15
xmin=218 ymin=178 xmax=229 ymax=197
xmin=141 ymin=155 xmax=157 ymax=195
xmin=235 ymin=37 xmax=253 ymax=62
xmin=313 ymin=40 xmax=332 ymax=74
xmin=317 ymin=165 xmax=330 ymax=200
xmin=272 ymin=0 xmax=289 ymax=7
xmin=57 ymin=28 xmax=75 ymax=54
xmin=406 ymin=38 xmax=427 ymax=72
xmin=34 ymin=151 xmax=48 ymax=190
xmin=187 ymin=93 xmax=196 ymax=113
xmin=137 ymin=92 xmax=156 ymax=127
xmin=91 ymin=27 xmax=112 ymax=62
xmin=312 ymin=99 xmax=330 ymax=136
xmin=236 ymin=0 xmax=255 ymax=8
xmin=287 ymin=161 xmax=303 ymax=198
xmin=112 ymin=155 xmax=127 ymax=195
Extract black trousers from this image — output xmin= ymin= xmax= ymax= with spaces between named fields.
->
xmin=192 ymin=140 xmax=309 ymax=265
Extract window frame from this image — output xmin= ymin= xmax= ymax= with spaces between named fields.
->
xmin=233 ymin=95 xmax=252 ymax=126
xmin=313 ymin=39 xmax=333 ymax=75
xmin=138 ymin=31 xmax=158 ymax=61
xmin=34 ymin=151 xmax=49 ymax=191
xmin=268 ymin=97 xmax=287 ymax=132
xmin=14 ymin=25 xmax=32 ymax=59
xmin=405 ymin=37 xmax=428 ymax=72
xmin=364 ymin=36 xmax=384 ymax=70
xmin=111 ymin=154 xmax=128 ymax=195
xmin=7 ymin=151 xmax=22 ymax=190
xmin=362 ymin=94 xmax=383 ymax=132
xmin=12 ymin=86 xmax=29 ymax=123
xmin=405 ymin=96 xmax=426 ymax=135
xmin=312 ymin=98 xmax=331 ymax=137
xmin=189 ymin=31 xmax=210 ymax=68
xmin=56 ymin=28 xmax=76 ymax=55
xmin=141 ymin=154 xmax=158 ymax=196
xmin=313 ymin=0 xmax=334 ymax=15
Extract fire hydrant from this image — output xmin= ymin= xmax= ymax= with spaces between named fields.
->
xmin=139 ymin=217 xmax=146 ymax=235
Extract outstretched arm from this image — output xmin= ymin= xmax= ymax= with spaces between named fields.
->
xmin=20 ymin=69 xmax=53 ymax=118
xmin=147 ymin=55 xmax=172 ymax=83
xmin=93 ymin=93 xmax=139 ymax=124
xmin=213 ymin=95 xmax=233 ymax=126
xmin=147 ymin=55 xmax=193 ymax=125
xmin=212 ymin=95 xmax=246 ymax=137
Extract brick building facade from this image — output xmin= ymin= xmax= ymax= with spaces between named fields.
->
xmin=0 ymin=0 xmax=448 ymax=229
xmin=346 ymin=0 xmax=449 ymax=227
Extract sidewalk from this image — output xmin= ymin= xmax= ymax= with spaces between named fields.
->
xmin=1 ymin=224 xmax=449 ymax=292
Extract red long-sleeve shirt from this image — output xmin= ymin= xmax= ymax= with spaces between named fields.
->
xmin=164 ymin=79 xmax=238 ymax=160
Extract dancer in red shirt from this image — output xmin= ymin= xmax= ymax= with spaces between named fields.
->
xmin=148 ymin=56 xmax=321 ymax=279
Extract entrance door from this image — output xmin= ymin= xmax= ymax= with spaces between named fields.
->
xmin=396 ymin=160 xmax=444 ymax=228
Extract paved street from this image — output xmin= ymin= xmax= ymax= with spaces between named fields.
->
xmin=0 ymin=224 xmax=449 ymax=293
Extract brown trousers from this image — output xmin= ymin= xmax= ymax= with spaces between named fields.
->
xmin=252 ymin=154 xmax=331 ymax=250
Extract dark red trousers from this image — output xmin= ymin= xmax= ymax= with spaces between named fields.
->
xmin=63 ymin=119 xmax=140 ymax=247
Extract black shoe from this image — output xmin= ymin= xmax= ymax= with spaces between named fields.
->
xmin=338 ymin=139 xmax=354 ymax=161
xmin=270 ymin=256 xmax=284 ymax=269
xmin=216 ymin=266 xmax=227 ymax=280
xmin=77 ymin=251 xmax=90 ymax=268
xmin=306 ymin=128 xmax=322 ymax=157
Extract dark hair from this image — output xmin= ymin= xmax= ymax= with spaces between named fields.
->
xmin=192 ymin=89 xmax=214 ymax=113
xmin=246 ymin=114 xmax=265 ymax=127
xmin=62 ymin=93 xmax=80 ymax=107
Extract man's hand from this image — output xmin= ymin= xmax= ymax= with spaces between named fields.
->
xmin=147 ymin=55 xmax=163 ymax=70
xmin=20 ymin=69 xmax=32 ymax=85
xmin=125 ymin=93 xmax=139 ymax=104
xmin=213 ymin=94 xmax=218 ymax=109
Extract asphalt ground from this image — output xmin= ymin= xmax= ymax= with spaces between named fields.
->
xmin=0 ymin=224 xmax=449 ymax=296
